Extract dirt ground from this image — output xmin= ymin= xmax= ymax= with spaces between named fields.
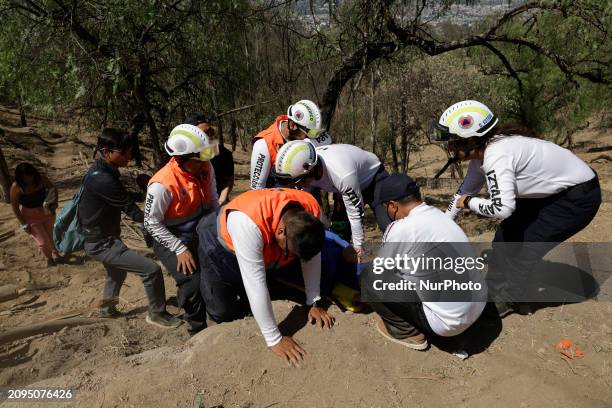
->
xmin=0 ymin=105 xmax=610 ymax=407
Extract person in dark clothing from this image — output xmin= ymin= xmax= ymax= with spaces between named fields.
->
xmin=78 ymin=128 xmax=181 ymax=328
xmin=186 ymin=113 xmax=235 ymax=206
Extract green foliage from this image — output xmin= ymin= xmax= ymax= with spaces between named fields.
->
xmin=0 ymin=0 xmax=609 ymax=166
xmin=472 ymin=0 xmax=611 ymax=138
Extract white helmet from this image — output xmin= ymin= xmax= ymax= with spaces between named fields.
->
xmin=274 ymin=140 xmax=318 ymax=181
xmin=432 ymin=100 xmax=498 ymax=142
xmin=287 ymin=99 xmax=323 ymax=138
xmin=165 ymin=124 xmax=219 ymax=161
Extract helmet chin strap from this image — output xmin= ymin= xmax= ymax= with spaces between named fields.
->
xmin=434 ymin=156 xmax=459 ymax=179
xmin=434 ymin=134 xmax=490 ymax=178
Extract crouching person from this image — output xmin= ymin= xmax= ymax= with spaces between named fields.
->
xmin=144 ymin=124 xmax=219 ymax=335
xmin=78 ymin=128 xmax=181 ymax=328
xmin=365 ymin=173 xmax=487 ymax=351
xmin=197 ymin=188 xmax=335 ymax=366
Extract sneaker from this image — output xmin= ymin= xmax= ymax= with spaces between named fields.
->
xmin=146 ymin=311 xmax=183 ymax=329
xmin=99 ymin=304 xmax=123 ymax=318
xmin=375 ymin=318 xmax=429 ymax=351
xmin=46 ymin=259 xmax=57 ymax=267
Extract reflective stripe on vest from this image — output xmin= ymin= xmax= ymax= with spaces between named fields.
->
xmin=253 ymin=115 xmax=288 ymax=166
xmin=218 ymin=188 xmax=321 ymax=269
xmin=148 ymin=158 xmax=214 ymax=226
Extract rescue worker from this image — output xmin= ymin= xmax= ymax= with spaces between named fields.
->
xmin=250 ymin=99 xmax=330 ymax=189
xmin=434 ymin=100 xmax=601 ymax=317
xmin=197 ymin=188 xmax=335 ymax=366
xmin=273 ymin=141 xmax=391 ymax=261
xmin=365 ymin=173 xmax=487 ymax=351
xmin=185 ymin=113 xmax=235 ymax=206
xmin=144 ymin=124 xmax=219 ymax=335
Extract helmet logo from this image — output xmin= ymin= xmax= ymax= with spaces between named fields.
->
xmin=295 ymin=110 xmax=304 ymax=121
xmin=458 ymin=115 xmax=474 ymax=129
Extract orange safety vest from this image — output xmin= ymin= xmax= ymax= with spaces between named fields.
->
xmin=148 ymin=158 xmax=214 ymax=224
xmin=218 ymin=188 xmax=321 ymax=268
xmin=253 ymin=115 xmax=288 ymax=166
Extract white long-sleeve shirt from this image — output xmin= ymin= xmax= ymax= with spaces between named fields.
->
xmin=250 ymin=138 xmax=273 ymax=190
xmin=305 ymin=144 xmax=380 ymax=249
xmin=144 ymin=173 xmax=218 ymax=254
xmin=447 ymin=135 xmax=595 ymax=220
xmin=384 ymin=203 xmax=486 ymax=337
xmin=250 ymin=124 xmax=333 ymax=190
xmin=226 ymin=211 xmax=322 ymax=347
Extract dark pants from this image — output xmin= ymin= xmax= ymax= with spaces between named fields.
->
xmin=197 ymin=212 xmax=250 ymax=323
xmin=362 ymin=166 xmax=392 ymax=233
xmin=153 ymin=240 xmax=205 ymax=334
xmin=369 ymin=301 xmax=433 ymax=339
xmin=363 ymin=263 xmax=433 ymax=339
xmin=84 ymin=237 xmax=166 ymax=314
xmin=488 ymin=176 xmax=601 ymax=301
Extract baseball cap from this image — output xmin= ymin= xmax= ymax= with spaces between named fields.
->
xmin=372 ymin=173 xmax=420 ymax=207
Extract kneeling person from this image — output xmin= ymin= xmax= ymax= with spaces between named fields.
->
xmin=197 ymin=188 xmax=334 ymax=365
xmin=368 ymin=174 xmax=486 ymax=350
xmin=145 ymin=124 xmax=219 ymax=335
xmin=274 ymin=141 xmax=390 ymax=261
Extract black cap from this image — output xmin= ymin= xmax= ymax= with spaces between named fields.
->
xmin=372 ymin=173 xmax=420 ymax=207
xmin=185 ymin=112 xmax=211 ymax=126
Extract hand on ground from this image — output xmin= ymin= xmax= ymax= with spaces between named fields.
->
xmin=308 ymin=305 xmax=335 ymax=329
xmin=270 ymin=336 xmax=306 ymax=367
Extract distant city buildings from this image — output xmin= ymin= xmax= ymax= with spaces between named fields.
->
xmin=289 ymin=0 xmax=527 ymax=30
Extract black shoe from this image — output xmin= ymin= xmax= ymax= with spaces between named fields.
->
xmin=99 ymin=304 xmax=123 ymax=318
xmin=146 ymin=311 xmax=183 ymax=329
xmin=514 ymin=303 xmax=533 ymax=316
xmin=47 ymin=259 xmax=57 ymax=267
xmin=496 ymin=302 xmax=533 ymax=318
xmin=495 ymin=302 xmax=515 ymax=318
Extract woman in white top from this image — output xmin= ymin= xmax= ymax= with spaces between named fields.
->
xmin=433 ymin=100 xmax=601 ymax=317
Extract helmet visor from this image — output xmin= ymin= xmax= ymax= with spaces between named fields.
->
xmin=198 ymin=142 xmax=220 ymax=161
xmin=270 ymin=168 xmax=308 ymax=186
xmin=294 ymin=123 xmax=322 ymax=139
xmin=430 ymin=121 xmax=458 ymax=143
xmin=306 ymin=127 xmax=323 ymax=139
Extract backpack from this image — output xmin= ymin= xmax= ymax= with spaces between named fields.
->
xmin=53 ymin=171 xmax=99 ymax=254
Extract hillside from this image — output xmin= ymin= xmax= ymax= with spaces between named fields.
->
xmin=0 ymin=105 xmax=611 ymax=407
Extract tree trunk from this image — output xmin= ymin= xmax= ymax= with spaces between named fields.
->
xmin=130 ymin=113 xmax=146 ymax=168
xmin=320 ymin=41 xmax=397 ymax=129
xmin=369 ymin=69 xmax=377 ymax=153
xmin=350 ymin=78 xmax=356 ymax=145
xmin=144 ymin=109 xmax=162 ymax=168
xmin=0 ymin=143 xmax=11 ymax=203
xmin=230 ymin=118 xmax=237 ymax=151
xmin=390 ymin=136 xmax=399 ymax=172
xmin=18 ymin=93 xmax=27 ymax=127
xmin=399 ymin=99 xmax=408 ymax=173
